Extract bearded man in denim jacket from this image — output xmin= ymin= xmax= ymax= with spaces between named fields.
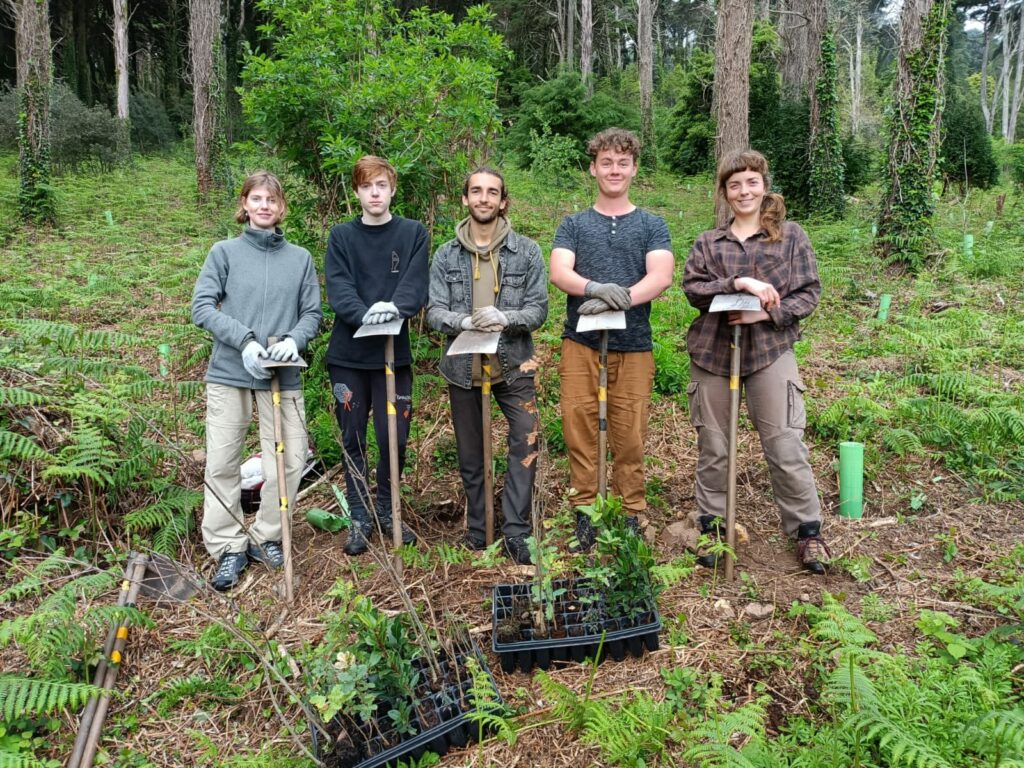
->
xmin=426 ymin=168 xmax=548 ymax=564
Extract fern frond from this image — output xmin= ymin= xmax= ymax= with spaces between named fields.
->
xmin=534 ymin=670 xmax=581 ymax=725
xmin=152 ymin=508 xmax=194 ymax=556
xmin=80 ymin=605 xmax=154 ymax=638
xmin=0 ymin=748 xmax=48 ymax=767
xmin=0 ymin=387 xmax=50 ymax=407
xmin=0 ymin=674 xmax=104 ymax=719
xmin=41 ymin=424 xmax=119 ymax=487
xmin=146 ymin=674 xmax=243 ymax=716
xmin=851 ymin=711 xmax=953 ymax=768
xmin=652 ymin=557 xmax=697 ymax=589
xmin=124 ymin=485 xmax=203 ymax=533
xmin=823 ymin=653 xmax=879 ymax=713
xmin=0 ymin=550 xmax=71 ymax=602
xmin=0 ymin=430 xmax=49 ymax=463
xmin=882 ymin=427 xmax=923 ymax=457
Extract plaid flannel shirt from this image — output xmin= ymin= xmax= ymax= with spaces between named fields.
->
xmin=683 ymin=220 xmax=821 ymax=376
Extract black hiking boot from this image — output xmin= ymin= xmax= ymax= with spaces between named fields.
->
xmin=797 ymin=521 xmax=831 ymax=575
xmin=504 ymin=534 xmax=533 ymax=565
xmin=344 ymin=508 xmax=372 ymax=556
xmin=377 ymin=511 xmax=417 ymax=546
xmin=247 ymin=540 xmax=285 ymax=569
xmin=570 ymin=510 xmax=596 ymax=553
xmin=624 ymin=515 xmax=642 ymax=537
xmin=696 ymin=514 xmax=725 ymax=568
xmin=211 ymin=551 xmax=249 ymax=591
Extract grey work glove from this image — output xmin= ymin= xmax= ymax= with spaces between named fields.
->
xmin=584 ymin=281 xmax=631 ymax=310
xmin=241 ymin=341 xmax=272 ymax=379
xmin=267 ymin=336 xmax=299 ymax=362
xmin=459 ymin=315 xmax=476 ymax=331
xmin=577 ymin=297 xmax=616 ymax=315
xmin=362 ymin=301 xmax=399 ymax=325
xmin=471 ymin=305 xmax=508 ymax=332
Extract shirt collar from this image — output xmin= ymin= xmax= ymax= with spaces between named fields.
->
xmin=711 ymin=224 xmax=769 ymax=243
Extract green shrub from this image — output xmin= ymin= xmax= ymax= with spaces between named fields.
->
xmin=242 ymin=0 xmax=508 ymax=226
xmin=841 ymin=132 xmax=877 ymax=193
xmin=130 ymin=89 xmax=177 ymax=152
xmin=504 ymin=73 xmax=639 ymax=168
xmin=664 ymin=49 xmax=715 ymax=176
xmin=527 ymin=124 xmax=583 ymax=182
xmin=940 ymin=92 xmax=998 ymax=192
xmin=0 ymin=83 xmax=119 ymax=173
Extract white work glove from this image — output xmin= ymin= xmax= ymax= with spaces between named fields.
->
xmin=584 ymin=281 xmax=631 ymax=310
xmin=241 ymin=341 xmax=272 ymax=379
xmin=471 ymin=305 xmax=508 ymax=332
xmin=362 ymin=301 xmax=399 ymax=325
xmin=267 ymin=336 xmax=299 ymax=362
xmin=460 ymin=315 xmax=476 ymax=331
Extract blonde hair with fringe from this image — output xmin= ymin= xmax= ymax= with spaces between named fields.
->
xmin=715 ymin=149 xmax=786 ymax=242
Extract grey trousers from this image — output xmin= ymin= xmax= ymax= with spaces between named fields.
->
xmin=687 ymin=351 xmax=821 ymax=535
xmin=449 ymin=376 xmax=538 ymax=541
xmin=201 ymin=383 xmax=307 ymax=559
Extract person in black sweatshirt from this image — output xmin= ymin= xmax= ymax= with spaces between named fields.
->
xmin=325 ymin=156 xmax=429 ymax=555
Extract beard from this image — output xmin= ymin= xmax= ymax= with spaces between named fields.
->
xmin=469 ymin=206 xmax=500 ymax=225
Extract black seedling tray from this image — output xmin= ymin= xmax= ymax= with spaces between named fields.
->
xmin=311 ymin=642 xmax=503 ymax=768
xmin=491 ymin=578 xmax=661 ymax=674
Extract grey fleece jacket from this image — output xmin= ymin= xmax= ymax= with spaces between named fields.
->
xmin=191 ymin=226 xmax=322 ymax=391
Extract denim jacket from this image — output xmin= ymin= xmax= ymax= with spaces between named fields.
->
xmin=426 ymin=229 xmax=548 ymax=388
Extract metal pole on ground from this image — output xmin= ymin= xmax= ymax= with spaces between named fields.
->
xmin=482 ymin=356 xmax=495 ymax=545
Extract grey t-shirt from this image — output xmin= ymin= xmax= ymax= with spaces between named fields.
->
xmin=553 ymin=207 xmax=672 ymax=351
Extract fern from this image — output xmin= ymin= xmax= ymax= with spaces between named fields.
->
xmin=152 ymin=507 xmax=195 ymax=556
xmin=0 ymin=387 xmax=49 ymax=407
xmin=145 ymin=674 xmax=243 ymax=716
xmin=850 ymin=710 xmax=953 ymax=768
xmin=41 ymin=424 xmax=120 ymax=487
xmin=0 ymin=551 xmax=71 ymax=602
xmin=790 ymin=592 xmax=877 ymax=649
xmin=0 ymin=430 xmax=48 ymax=463
xmin=882 ymin=427 xmax=923 ymax=457
xmin=0 ymin=751 xmax=49 ymax=768
xmin=580 ymin=691 xmax=678 ymax=765
xmin=0 ymin=675 xmax=104 ymax=720
xmin=124 ymin=484 xmax=203 ymax=533
xmin=683 ymin=698 xmax=767 ymax=768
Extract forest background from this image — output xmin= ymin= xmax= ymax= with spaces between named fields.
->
xmin=1 ymin=0 xmax=1023 ymax=766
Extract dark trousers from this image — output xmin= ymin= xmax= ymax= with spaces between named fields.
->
xmin=329 ymin=364 xmax=413 ymax=517
xmin=449 ymin=376 xmax=537 ymax=541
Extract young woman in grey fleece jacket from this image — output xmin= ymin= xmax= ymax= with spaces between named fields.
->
xmin=191 ymin=171 xmax=322 ymax=591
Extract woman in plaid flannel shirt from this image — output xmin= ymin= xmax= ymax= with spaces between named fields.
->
xmin=682 ymin=149 xmax=829 ymax=575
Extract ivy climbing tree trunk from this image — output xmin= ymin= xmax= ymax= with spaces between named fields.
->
xmin=875 ymin=0 xmax=950 ymax=268
xmin=7 ymin=0 xmax=56 ymax=223
xmin=113 ymin=0 xmax=131 ymax=164
xmin=779 ymin=0 xmax=824 ymax=100
xmin=809 ymin=30 xmax=845 ymax=220
xmin=189 ymin=0 xmax=224 ymax=202
xmin=712 ymin=0 xmax=753 ymax=226
xmin=638 ymin=0 xmax=657 ymax=170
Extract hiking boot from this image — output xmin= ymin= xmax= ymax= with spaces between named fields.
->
xmin=377 ymin=514 xmax=417 ymax=546
xmin=211 ymin=551 xmax=249 ymax=591
xmin=463 ymin=533 xmax=487 ymax=551
xmin=344 ymin=508 xmax=372 ymax=556
xmin=504 ymin=534 xmax=533 ymax=565
xmin=624 ymin=515 xmax=642 ymax=536
xmin=696 ymin=514 xmax=725 ymax=568
xmin=797 ymin=521 xmax=830 ymax=575
xmin=247 ymin=540 xmax=285 ymax=569
xmin=571 ymin=510 xmax=596 ymax=553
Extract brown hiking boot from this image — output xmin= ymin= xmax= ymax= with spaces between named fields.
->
xmin=797 ymin=521 xmax=830 ymax=575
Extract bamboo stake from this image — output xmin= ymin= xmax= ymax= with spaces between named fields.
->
xmin=725 ymin=324 xmax=742 ymax=582
xmin=482 ymin=356 xmax=495 ymax=545
xmin=385 ymin=335 xmax=403 ymax=576
xmin=597 ymin=329 xmax=609 ymax=499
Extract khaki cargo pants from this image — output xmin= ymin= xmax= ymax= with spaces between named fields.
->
xmin=201 ymin=383 xmax=307 ymax=559
xmin=687 ymin=351 xmax=821 ymax=535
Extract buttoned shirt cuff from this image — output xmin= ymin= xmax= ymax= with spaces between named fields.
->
xmin=767 ymin=305 xmax=786 ymax=329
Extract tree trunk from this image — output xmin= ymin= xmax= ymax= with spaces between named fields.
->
xmin=551 ymin=0 xmax=566 ymax=69
xmin=780 ymin=0 xmax=826 ymax=102
xmin=980 ymin=0 xmax=994 ymax=134
xmin=581 ymin=0 xmax=593 ymax=95
xmin=113 ymin=0 xmax=131 ymax=163
xmin=74 ymin=0 xmax=93 ymax=105
xmin=852 ymin=12 xmax=862 ymax=134
xmin=57 ymin=0 xmax=76 ymax=89
xmin=566 ymin=0 xmax=575 ymax=72
xmin=713 ymin=0 xmax=753 ymax=225
xmin=875 ymin=0 xmax=950 ymax=267
xmin=638 ymin=0 xmax=657 ymax=170
xmin=1007 ymin=2 xmax=1024 ymax=143
xmin=1000 ymin=2 xmax=1013 ymax=139
xmin=189 ymin=0 xmax=224 ymax=201
xmin=9 ymin=0 xmax=55 ymax=222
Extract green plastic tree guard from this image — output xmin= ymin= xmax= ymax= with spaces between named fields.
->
xmin=838 ymin=441 xmax=864 ymax=519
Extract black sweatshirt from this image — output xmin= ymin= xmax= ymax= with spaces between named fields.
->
xmin=325 ymin=215 xmax=429 ymax=369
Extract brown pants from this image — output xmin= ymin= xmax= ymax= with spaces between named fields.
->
xmin=687 ymin=351 xmax=820 ymax=535
xmin=558 ymin=338 xmax=655 ymax=512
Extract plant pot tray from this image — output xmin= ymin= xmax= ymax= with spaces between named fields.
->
xmin=312 ymin=640 xmax=503 ymax=768
xmin=491 ymin=578 xmax=661 ymax=674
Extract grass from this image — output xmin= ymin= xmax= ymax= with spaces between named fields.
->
xmin=1 ymin=150 xmax=1023 ymax=766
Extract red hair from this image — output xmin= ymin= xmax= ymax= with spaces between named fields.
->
xmin=351 ymin=155 xmax=397 ymax=191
